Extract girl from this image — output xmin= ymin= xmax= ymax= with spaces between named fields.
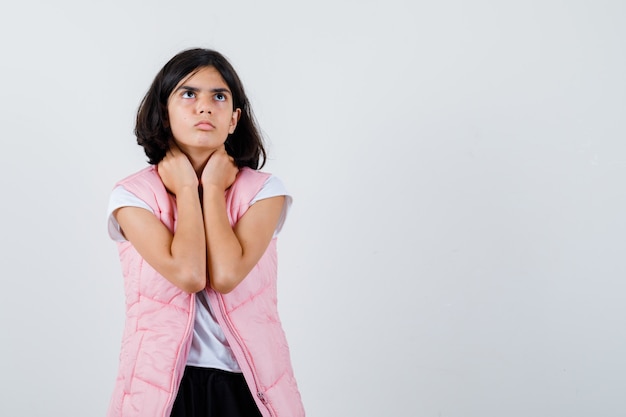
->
xmin=106 ymin=48 xmax=305 ymax=417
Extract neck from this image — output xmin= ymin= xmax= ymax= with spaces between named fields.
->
xmin=177 ymin=146 xmax=218 ymax=177
xmin=188 ymin=154 xmax=209 ymax=178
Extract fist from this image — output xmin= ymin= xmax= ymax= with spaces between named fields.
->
xmin=201 ymin=146 xmax=239 ymax=191
xmin=157 ymin=145 xmax=199 ymax=195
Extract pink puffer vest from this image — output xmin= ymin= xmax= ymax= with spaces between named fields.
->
xmin=107 ymin=165 xmax=305 ymax=417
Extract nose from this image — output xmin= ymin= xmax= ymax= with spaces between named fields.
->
xmin=197 ymin=95 xmax=212 ymax=114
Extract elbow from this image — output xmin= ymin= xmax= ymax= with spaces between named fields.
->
xmin=176 ymin=266 xmax=207 ymax=294
xmin=182 ymin=279 xmax=206 ymax=294
xmin=209 ymin=271 xmax=239 ymax=294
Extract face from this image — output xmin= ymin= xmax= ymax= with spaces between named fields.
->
xmin=167 ymin=66 xmax=240 ymax=156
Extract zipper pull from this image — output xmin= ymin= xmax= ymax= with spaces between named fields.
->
xmin=257 ymin=391 xmax=268 ymax=404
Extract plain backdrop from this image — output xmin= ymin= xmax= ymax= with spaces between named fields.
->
xmin=1 ymin=1 xmax=625 ymax=416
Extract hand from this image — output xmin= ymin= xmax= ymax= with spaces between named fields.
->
xmin=157 ymin=144 xmax=199 ymax=195
xmin=201 ymin=146 xmax=239 ymax=191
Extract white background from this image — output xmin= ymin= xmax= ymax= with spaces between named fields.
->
xmin=1 ymin=1 xmax=625 ymax=416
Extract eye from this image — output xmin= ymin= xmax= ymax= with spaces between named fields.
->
xmin=214 ymin=93 xmax=227 ymax=102
xmin=182 ymin=90 xmax=196 ymax=99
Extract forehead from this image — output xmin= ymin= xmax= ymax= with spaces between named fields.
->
xmin=175 ymin=66 xmax=229 ymax=89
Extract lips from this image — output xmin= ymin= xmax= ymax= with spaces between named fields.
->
xmin=195 ymin=120 xmax=215 ymax=130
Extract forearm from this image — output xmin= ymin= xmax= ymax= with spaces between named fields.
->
xmin=202 ymin=185 xmax=245 ymax=293
xmin=170 ymin=185 xmax=207 ymax=291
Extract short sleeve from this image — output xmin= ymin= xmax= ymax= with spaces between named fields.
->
xmin=249 ymin=175 xmax=292 ymax=237
xmin=107 ymin=186 xmax=154 ymax=242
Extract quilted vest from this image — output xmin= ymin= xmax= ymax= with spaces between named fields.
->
xmin=107 ymin=165 xmax=305 ymax=417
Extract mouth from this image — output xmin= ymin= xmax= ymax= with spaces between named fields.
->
xmin=195 ymin=120 xmax=215 ymax=130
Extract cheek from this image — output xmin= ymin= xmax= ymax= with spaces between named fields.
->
xmin=167 ymin=109 xmax=187 ymax=130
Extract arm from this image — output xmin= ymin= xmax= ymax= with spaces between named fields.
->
xmin=201 ymin=148 xmax=285 ymax=293
xmin=114 ymin=148 xmax=206 ymax=293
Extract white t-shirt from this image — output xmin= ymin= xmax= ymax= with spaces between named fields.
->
xmin=107 ymin=175 xmax=291 ymax=372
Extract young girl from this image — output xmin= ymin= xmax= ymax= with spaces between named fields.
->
xmin=106 ymin=48 xmax=305 ymax=417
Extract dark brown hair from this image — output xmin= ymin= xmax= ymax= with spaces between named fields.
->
xmin=135 ymin=48 xmax=266 ymax=169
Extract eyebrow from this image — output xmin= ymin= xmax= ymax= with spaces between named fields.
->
xmin=174 ymin=85 xmax=232 ymax=95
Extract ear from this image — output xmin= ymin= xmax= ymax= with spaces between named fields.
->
xmin=229 ymin=108 xmax=241 ymax=134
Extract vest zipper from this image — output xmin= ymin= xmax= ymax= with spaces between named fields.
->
xmin=216 ymin=293 xmax=275 ymax=417
xmin=163 ymin=294 xmax=196 ymax=417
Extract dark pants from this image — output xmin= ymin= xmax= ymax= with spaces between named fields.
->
xmin=170 ymin=366 xmax=263 ymax=417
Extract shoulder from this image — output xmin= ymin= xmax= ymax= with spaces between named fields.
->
xmin=239 ymin=168 xmax=291 ymax=197
xmin=229 ymin=167 xmax=272 ymax=200
xmin=252 ymin=175 xmax=290 ymax=203
xmin=114 ymin=165 xmax=169 ymax=212
xmin=115 ymin=165 xmax=160 ymax=189
xmin=236 ymin=167 xmax=271 ymax=185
